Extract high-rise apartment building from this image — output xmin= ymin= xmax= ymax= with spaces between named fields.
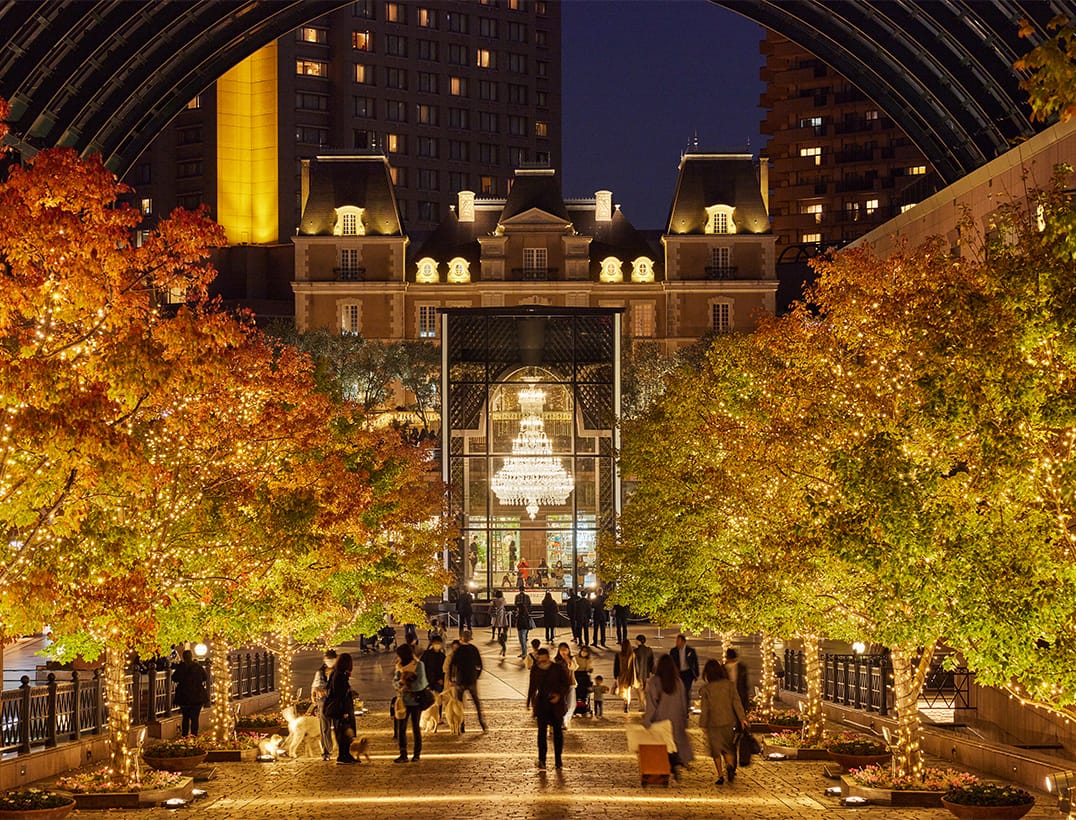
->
xmin=126 ymin=0 xmax=562 ymax=257
xmin=760 ymin=31 xmax=939 ymax=254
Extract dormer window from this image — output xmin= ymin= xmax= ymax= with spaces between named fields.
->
xmin=447 ymin=256 xmax=471 ymax=283
xmin=333 ymin=206 xmax=365 ymax=236
xmin=599 ymin=257 xmax=623 ymax=283
xmin=416 ymin=257 xmax=439 ymax=283
xmin=631 ymin=257 xmax=655 ymax=283
xmin=704 ymin=204 xmax=735 ymax=235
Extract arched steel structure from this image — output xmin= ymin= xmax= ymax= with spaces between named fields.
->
xmin=0 ymin=1 xmax=348 ymax=175
xmin=713 ymin=0 xmax=1076 ymax=185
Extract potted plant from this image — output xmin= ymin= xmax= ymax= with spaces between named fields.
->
xmin=236 ymin=712 xmax=289 ymax=734
xmin=822 ymin=731 xmax=891 ymax=771
xmin=142 ymin=736 xmax=208 ymax=772
xmin=763 ymin=729 xmax=830 ymax=760
xmin=941 ymin=782 xmax=1035 ymax=819
xmin=0 ymin=790 xmax=76 ymax=820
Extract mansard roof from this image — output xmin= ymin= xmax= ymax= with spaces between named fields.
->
xmin=298 ymin=154 xmax=403 ymax=237
xmin=500 ymin=168 xmax=569 ymax=221
xmin=665 ymin=152 xmax=771 ymax=235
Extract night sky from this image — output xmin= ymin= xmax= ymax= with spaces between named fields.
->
xmin=561 ymin=0 xmax=765 ymax=230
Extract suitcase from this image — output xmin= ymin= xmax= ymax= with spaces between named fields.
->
xmin=637 ymin=743 xmax=671 ymax=787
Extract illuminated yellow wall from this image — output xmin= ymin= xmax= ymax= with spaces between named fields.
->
xmin=217 ymin=43 xmax=278 ymax=244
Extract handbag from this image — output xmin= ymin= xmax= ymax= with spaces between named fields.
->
xmin=528 ymin=615 xmax=536 ymax=630
xmin=417 ymin=687 xmax=436 ymax=710
xmin=737 ymin=729 xmax=760 ymax=766
xmin=322 ymin=693 xmax=344 ymax=720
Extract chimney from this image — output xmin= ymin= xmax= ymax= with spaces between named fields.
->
xmin=595 ymin=190 xmax=612 ymax=222
xmin=458 ymin=190 xmax=475 ymax=222
xmin=759 ymin=157 xmax=770 ymax=215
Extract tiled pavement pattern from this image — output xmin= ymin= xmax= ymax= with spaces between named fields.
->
xmin=36 ymin=631 xmax=1064 ymax=818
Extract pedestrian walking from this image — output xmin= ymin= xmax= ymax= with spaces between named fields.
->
xmin=670 ymin=634 xmax=700 ymax=707
xmin=566 ymin=590 xmax=581 ymax=643
xmin=575 ymin=592 xmax=592 ymax=647
xmin=515 ymin=587 xmax=534 ymax=658
xmin=324 ymin=652 xmax=359 ymax=764
xmin=631 ymin=634 xmax=655 ymax=712
xmin=699 ymin=659 xmax=747 ymax=785
xmin=171 ymin=649 xmax=209 ymax=736
xmin=311 ymin=648 xmax=338 ymax=759
xmin=457 ymin=588 xmax=474 ymax=634
xmin=491 ymin=589 xmax=509 ymax=656
xmin=591 ymin=675 xmax=609 ymax=716
xmin=591 ymin=589 xmax=608 ymax=647
xmin=541 ymin=590 xmax=559 ymax=642
xmin=420 ymin=635 xmax=446 ymax=694
xmin=392 ymin=644 xmax=428 ymax=763
xmin=525 ymin=637 xmax=542 ymax=669
xmin=643 ymin=654 xmax=695 ymax=778
xmin=554 ymin=642 xmax=577 ymax=729
xmin=725 ymin=648 xmax=750 ymax=711
xmin=612 ymin=602 xmax=630 ymax=644
xmin=527 ymin=647 xmax=570 ymax=770
xmin=613 ymin=638 xmax=636 ymax=712
xmin=448 ymin=630 xmax=488 ymax=732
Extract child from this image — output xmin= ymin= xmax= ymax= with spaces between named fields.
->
xmin=590 ymin=675 xmax=609 ymax=717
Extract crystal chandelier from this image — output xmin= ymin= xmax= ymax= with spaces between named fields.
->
xmin=491 ymin=385 xmax=574 ymax=519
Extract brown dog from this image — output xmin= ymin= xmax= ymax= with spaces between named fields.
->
xmin=349 ymin=736 xmax=372 ymax=763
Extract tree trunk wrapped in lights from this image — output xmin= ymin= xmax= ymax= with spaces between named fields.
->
xmin=889 ymin=643 xmax=934 ymax=779
xmin=209 ymin=640 xmax=235 ymax=745
xmin=800 ymin=634 xmax=825 ymax=746
xmin=104 ymin=648 xmax=136 ymax=782
xmin=272 ymin=634 xmax=295 ymax=708
xmin=757 ymin=633 xmax=776 ymax=721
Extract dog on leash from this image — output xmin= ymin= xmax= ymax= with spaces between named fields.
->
xmin=420 ymin=690 xmax=443 ymax=734
xmin=282 ymin=705 xmax=322 ymax=758
xmin=441 ymin=691 xmax=464 ymax=735
xmin=349 ymin=736 xmax=372 ymax=763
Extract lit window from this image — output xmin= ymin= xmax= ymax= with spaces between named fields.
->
xmin=480 ymin=175 xmax=495 ymax=195
xmin=907 ymin=165 xmax=927 ymax=176
xmin=140 ymin=198 xmax=152 ymax=216
xmin=354 ymin=64 xmax=369 ymax=84
xmin=535 ymin=120 xmax=548 ymax=138
xmin=135 ymin=229 xmax=151 ymax=248
xmin=799 ymin=146 xmax=822 ymax=165
xmin=798 ymin=116 xmax=822 ymax=128
xmin=341 ymin=303 xmax=361 ymax=335
xmin=631 ymin=257 xmax=655 ymax=283
xmin=476 ymin=48 xmax=492 ymax=68
xmin=386 ymin=134 xmax=400 ymax=153
xmin=704 ymin=205 xmax=735 ymax=235
xmin=300 ymin=27 xmax=327 ymax=43
xmin=352 ymin=31 xmax=372 ymax=50
xmin=447 ymin=257 xmax=471 ymax=283
xmin=334 ymin=206 xmax=365 ymax=236
xmin=418 ymin=8 xmax=435 ymax=27
xmin=801 ymin=232 xmax=822 ymax=243
xmin=866 ymin=109 xmax=879 ymax=120
xmin=416 ymin=258 xmax=439 ymax=283
xmin=385 ymin=1 xmax=403 ymax=23
xmin=599 ymin=257 xmax=622 ymax=283
xmin=419 ymin=305 xmax=438 ymax=338
xmin=900 ymin=203 xmax=916 ymax=213
xmin=711 ymin=303 xmax=731 ymax=333
xmin=186 ymin=96 xmax=201 ymax=110
xmin=802 ymin=203 xmax=823 ymax=223
xmin=450 ymin=76 xmax=466 ymax=96
xmin=632 ymin=304 xmax=655 ymax=337
xmin=865 ymin=198 xmax=879 ymax=215
xmin=522 ymin=248 xmax=547 ymax=280
xmin=296 ymin=59 xmax=328 ymax=77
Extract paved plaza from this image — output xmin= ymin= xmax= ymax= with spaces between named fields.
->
xmin=22 ymin=627 xmax=1060 ymax=819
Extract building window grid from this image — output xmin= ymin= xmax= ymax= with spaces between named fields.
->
xmin=418 ymin=305 xmax=438 ymax=338
xmin=342 ymin=303 xmax=361 ymax=334
xmin=711 ymin=303 xmax=731 ymax=333
xmin=632 ymin=304 xmax=655 ymax=338
xmin=523 ymin=247 xmax=547 ymax=280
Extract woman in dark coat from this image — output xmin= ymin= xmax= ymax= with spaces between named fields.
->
xmin=171 ymin=649 xmax=208 ymax=736
xmin=325 ymin=652 xmax=359 ymax=764
xmin=541 ymin=591 xmax=559 ymax=642
xmin=526 ymin=647 xmax=571 ymax=769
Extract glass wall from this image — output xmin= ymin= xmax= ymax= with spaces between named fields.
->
xmin=442 ymin=308 xmax=620 ymax=601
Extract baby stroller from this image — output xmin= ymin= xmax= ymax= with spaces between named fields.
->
xmin=573 ymin=668 xmax=593 ymax=716
xmin=377 ymin=625 xmax=397 ymax=651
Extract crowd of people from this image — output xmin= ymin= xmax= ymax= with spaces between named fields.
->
xmin=310 ymin=621 xmax=754 ymax=786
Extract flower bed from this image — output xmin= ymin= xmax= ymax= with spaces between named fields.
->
xmin=941 ymin=783 xmax=1034 ymax=819
xmin=841 ymin=766 xmax=980 ymax=808
xmin=762 ymin=731 xmax=829 ymax=760
xmin=821 ymin=732 xmax=888 ymax=755
xmin=235 ymin=713 xmax=288 ymax=733
xmin=200 ymin=730 xmax=264 ymax=762
xmin=0 ymin=790 xmax=75 ymax=820
xmin=53 ymin=768 xmax=192 ymax=810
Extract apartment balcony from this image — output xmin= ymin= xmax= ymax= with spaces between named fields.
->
xmin=511 ymin=267 xmax=559 ymax=281
xmin=704 ymin=265 xmax=738 ymax=280
xmin=334 ymin=267 xmax=366 ymax=282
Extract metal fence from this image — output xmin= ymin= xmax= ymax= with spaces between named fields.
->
xmin=0 ymin=649 xmax=275 ymax=756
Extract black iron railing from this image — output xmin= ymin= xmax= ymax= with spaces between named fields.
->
xmin=0 ymin=648 xmax=275 ymax=756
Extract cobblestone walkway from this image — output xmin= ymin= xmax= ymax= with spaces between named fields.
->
xmin=110 ymin=696 xmax=1055 ymax=820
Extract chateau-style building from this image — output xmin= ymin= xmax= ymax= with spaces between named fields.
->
xmin=292 ymin=151 xmax=776 ymax=351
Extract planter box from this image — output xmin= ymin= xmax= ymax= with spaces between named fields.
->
xmin=828 ymin=751 xmax=892 ymax=772
xmin=142 ymin=752 xmax=207 ymax=772
xmin=763 ymin=743 xmax=830 ymax=760
xmin=67 ymin=777 xmax=194 ymax=810
xmin=0 ymin=800 xmax=76 ymax=820
xmin=205 ymin=748 xmax=258 ymax=762
xmin=940 ymin=798 xmax=1033 ymax=819
xmin=841 ymin=774 xmax=946 ymax=807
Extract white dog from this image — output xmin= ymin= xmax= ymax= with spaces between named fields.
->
xmin=441 ymin=691 xmax=464 ymax=735
xmin=282 ymin=705 xmax=322 ymax=758
xmin=258 ymin=734 xmax=284 ymax=757
xmin=420 ymin=690 xmax=443 ymax=734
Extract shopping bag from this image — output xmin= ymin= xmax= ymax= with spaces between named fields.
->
xmin=625 ymin=719 xmax=676 ymax=752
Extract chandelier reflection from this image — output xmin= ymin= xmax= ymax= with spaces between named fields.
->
xmin=491 ymin=385 xmax=574 ymax=519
